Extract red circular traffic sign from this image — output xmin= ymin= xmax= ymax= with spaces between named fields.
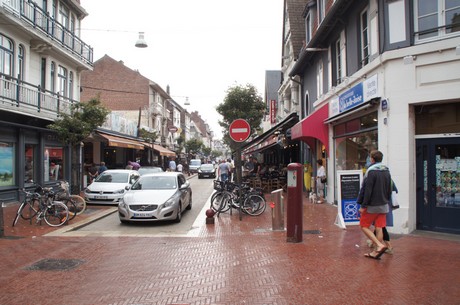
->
xmin=229 ymin=119 xmax=251 ymax=142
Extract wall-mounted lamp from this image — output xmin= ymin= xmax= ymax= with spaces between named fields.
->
xmin=403 ymin=55 xmax=416 ymax=65
xmin=135 ymin=32 xmax=148 ymax=48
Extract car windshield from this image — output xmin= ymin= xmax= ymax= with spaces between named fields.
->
xmin=190 ymin=160 xmax=201 ymax=166
xmin=131 ymin=176 xmax=177 ymax=190
xmin=95 ymin=172 xmax=128 ymax=183
xmin=201 ymin=164 xmax=214 ymax=170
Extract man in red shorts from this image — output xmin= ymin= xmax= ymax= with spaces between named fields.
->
xmin=357 ymin=150 xmax=392 ymax=259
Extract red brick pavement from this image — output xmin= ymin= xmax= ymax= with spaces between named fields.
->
xmin=1 ymin=194 xmax=459 ymax=305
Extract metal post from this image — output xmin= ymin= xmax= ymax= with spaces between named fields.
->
xmin=286 ymin=163 xmax=303 ymax=243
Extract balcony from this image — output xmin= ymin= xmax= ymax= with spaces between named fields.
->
xmin=1 ymin=0 xmax=93 ymax=66
xmin=0 ymin=73 xmax=75 ymax=121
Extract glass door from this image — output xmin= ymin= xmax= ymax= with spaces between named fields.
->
xmin=416 ymin=138 xmax=460 ymax=234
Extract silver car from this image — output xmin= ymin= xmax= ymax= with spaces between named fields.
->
xmin=118 ymin=172 xmax=192 ymax=223
xmin=84 ymin=169 xmax=140 ymax=205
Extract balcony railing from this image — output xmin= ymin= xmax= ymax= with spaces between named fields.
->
xmin=2 ymin=0 xmax=93 ymax=65
xmin=0 ymin=73 xmax=76 ymax=120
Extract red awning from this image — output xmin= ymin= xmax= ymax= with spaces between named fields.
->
xmin=291 ymin=103 xmax=329 ymax=153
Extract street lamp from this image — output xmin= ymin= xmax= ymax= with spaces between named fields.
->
xmin=135 ymin=32 xmax=148 ymax=48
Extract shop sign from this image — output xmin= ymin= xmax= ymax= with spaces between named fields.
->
xmin=330 ymin=74 xmax=379 ymax=117
xmin=270 ymin=100 xmax=277 ymax=124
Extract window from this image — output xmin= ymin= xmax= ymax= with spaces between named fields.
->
xmin=59 ymin=3 xmax=69 ymax=29
xmin=335 ymin=38 xmax=342 ymax=84
xmin=360 ymin=9 xmax=370 ymax=67
xmin=69 ymin=71 xmax=73 ymax=99
xmin=0 ymin=34 xmax=13 ymax=76
xmin=415 ymin=0 xmax=460 ymax=41
xmin=40 ymin=58 xmax=46 ymax=89
xmin=0 ymin=142 xmax=15 ymax=186
xmin=18 ymin=45 xmax=24 ymax=80
xmin=50 ymin=61 xmax=55 ymax=92
xmin=305 ymin=12 xmax=312 ymax=44
xmin=318 ymin=0 xmax=326 ymax=24
xmin=58 ymin=65 xmax=67 ymax=96
xmin=45 ymin=147 xmax=63 ymax=181
xmin=317 ymin=61 xmax=323 ymax=98
xmin=25 ymin=144 xmax=36 ymax=184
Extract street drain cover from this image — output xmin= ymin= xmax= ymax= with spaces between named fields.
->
xmin=304 ymin=230 xmax=321 ymax=234
xmin=25 ymin=258 xmax=85 ymax=271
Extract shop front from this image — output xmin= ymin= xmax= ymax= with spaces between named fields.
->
xmin=415 ymin=102 xmax=460 ymax=234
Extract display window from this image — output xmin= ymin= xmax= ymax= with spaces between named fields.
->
xmin=0 ymin=142 xmax=15 ymax=186
xmin=334 ymin=112 xmax=378 ymax=172
xmin=25 ymin=144 xmax=36 ymax=184
xmin=44 ymin=147 xmax=64 ymax=181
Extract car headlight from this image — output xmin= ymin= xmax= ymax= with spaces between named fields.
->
xmin=114 ymin=189 xmax=125 ymax=194
xmin=84 ymin=188 xmax=90 ymax=194
xmin=164 ymin=196 xmax=175 ymax=207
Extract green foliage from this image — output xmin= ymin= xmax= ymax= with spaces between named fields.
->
xmin=211 ymin=149 xmax=223 ymax=158
xmin=138 ymin=128 xmax=158 ymax=143
xmin=185 ymin=138 xmax=203 ymax=154
xmin=216 ymin=84 xmax=265 ymax=148
xmin=202 ymin=146 xmax=211 ymax=156
xmin=48 ymin=98 xmax=110 ymax=146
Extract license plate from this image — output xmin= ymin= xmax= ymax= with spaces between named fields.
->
xmin=134 ymin=212 xmax=150 ymax=218
xmin=95 ymin=195 xmax=108 ymax=199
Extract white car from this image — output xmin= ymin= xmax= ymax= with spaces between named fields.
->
xmin=84 ymin=169 xmax=140 ymax=205
xmin=118 ymin=172 xmax=192 ymax=223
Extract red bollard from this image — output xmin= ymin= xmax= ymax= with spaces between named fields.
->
xmin=286 ymin=163 xmax=303 ymax=243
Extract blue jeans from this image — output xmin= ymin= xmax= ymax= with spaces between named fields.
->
xmin=220 ymin=173 xmax=228 ymax=182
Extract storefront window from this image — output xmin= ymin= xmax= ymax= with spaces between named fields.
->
xmin=0 ymin=142 xmax=15 ymax=186
xmin=334 ymin=112 xmax=378 ymax=171
xmin=25 ymin=144 xmax=35 ymax=184
xmin=44 ymin=147 xmax=64 ymax=181
xmin=435 ymin=144 xmax=460 ymax=208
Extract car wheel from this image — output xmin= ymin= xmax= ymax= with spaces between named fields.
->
xmin=198 ymin=175 xmax=201 ymax=179
xmin=175 ymin=203 xmax=182 ymax=223
xmin=120 ymin=219 xmax=130 ymax=224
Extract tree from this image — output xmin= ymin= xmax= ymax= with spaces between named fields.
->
xmin=48 ymin=98 xmax=110 ymax=193
xmin=184 ymin=138 xmax=203 ymax=157
xmin=138 ymin=128 xmax=158 ymax=144
xmin=216 ymin=84 xmax=265 ymax=150
xmin=202 ymin=146 xmax=211 ymax=157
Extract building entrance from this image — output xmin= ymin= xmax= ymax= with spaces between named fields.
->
xmin=416 ymin=137 xmax=460 ymax=234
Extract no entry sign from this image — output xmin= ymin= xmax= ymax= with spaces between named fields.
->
xmin=229 ymin=119 xmax=250 ymax=142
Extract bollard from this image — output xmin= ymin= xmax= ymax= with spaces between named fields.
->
xmin=205 ymin=208 xmax=215 ymax=225
xmin=270 ymin=189 xmax=284 ymax=231
xmin=286 ymin=163 xmax=303 ymax=243
xmin=0 ymin=202 xmax=4 ymax=237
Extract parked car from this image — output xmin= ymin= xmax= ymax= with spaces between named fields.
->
xmin=198 ymin=163 xmax=216 ymax=179
xmin=138 ymin=166 xmax=164 ymax=176
xmin=84 ymin=169 xmax=140 ymax=205
xmin=118 ymin=172 xmax=192 ymax=223
xmin=188 ymin=159 xmax=202 ymax=174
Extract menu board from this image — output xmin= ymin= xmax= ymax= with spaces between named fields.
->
xmin=337 ymin=170 xmax=363 ymax=226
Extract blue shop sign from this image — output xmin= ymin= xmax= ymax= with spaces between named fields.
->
xmin=339 ymin=83 xmax=363 ymax=113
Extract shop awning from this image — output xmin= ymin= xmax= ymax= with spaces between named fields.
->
xmin=291 ymin=103 xmax=329 ymax=153
xmin=143 ymin=142 xmax=176 ymax=157
xmin=240 ymin=112 xmax=299 ymax=155
xmin=97 ymin=132 xmax=144 ymax=150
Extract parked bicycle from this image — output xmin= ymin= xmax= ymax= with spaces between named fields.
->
xmin=12 ymin=185 xmax=69 ymax=227
xmin=211 ymin=180 xmax=266 ymax=220
xmin=53 ymin=181 xmax=86 ymax=219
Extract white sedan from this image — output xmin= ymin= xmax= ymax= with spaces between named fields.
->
xmin=118 ymin=172 xmax=192 ymax=223
xmin=84 ymin=169 xmax=140 ymax=205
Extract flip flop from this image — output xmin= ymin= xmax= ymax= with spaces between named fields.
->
xmin=364 ymin=247 xmax=388 ymax=260
xmin=364 ymin=252 xmax=381 ymax=260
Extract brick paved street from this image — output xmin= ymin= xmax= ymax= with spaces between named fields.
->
xmin=1 ymin=194 xmax=459 ymax=305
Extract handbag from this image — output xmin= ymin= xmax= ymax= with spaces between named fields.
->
xmin=320 ymin=177 xmax=327 ymax=184
xmin=391 ymin=191 xmax=399 ymax=210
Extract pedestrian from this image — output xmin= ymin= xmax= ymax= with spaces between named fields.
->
xmin=226 ymin=158 xmax=234 ymax=181
xmin=316 ymin=159 xmax=326 ymax=203
xmin=98 ymin=162 xmax=108 ymax=175
xmin=218 ymin=159 xmax=230 ymax=182
xmin=129 ymin=160 xmax=141 ymax=170
xmin=169 ymin=157 xmax=177 ymax=172
xmin=88 ymin=163 xmax=98 ymax=184
xmin=356 ymin=150 xmax=391 ymax=259
xmin=177 ymin=162 xmax=183 ymax=173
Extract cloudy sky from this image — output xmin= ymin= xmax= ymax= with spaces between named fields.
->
xmin=80 ymin=0 xmax=284 ymax=139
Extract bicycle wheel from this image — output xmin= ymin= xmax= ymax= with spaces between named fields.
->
xmin=43 ymin=202 xmax=69 ymax=227
xmin=211 ymin=192 xmax=230 ymax=213
xmin=20 ymin=198 xmax=40 ymax=220
xmin=242 ymin=194 xmax=266 ymax=216
xmin=62 ymin=199 xmax=77 ymax=221
xmin=12 ymin=201 xmax=28 ymax=226
xmin=70 ymin=195 xmax=86 ymax=215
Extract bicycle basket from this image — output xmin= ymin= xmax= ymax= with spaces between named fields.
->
xmin=213 ymin=180 xmax=223 ymax=191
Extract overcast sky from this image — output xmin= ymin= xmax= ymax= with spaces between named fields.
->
xmin=80 ymin=0 xmax=283 ymax=139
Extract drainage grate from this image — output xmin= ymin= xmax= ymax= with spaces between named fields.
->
xmin=25 ymin=258 xmax=85 ymax=271
xmin=303 ymin=230 xmax=321 ymax=234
